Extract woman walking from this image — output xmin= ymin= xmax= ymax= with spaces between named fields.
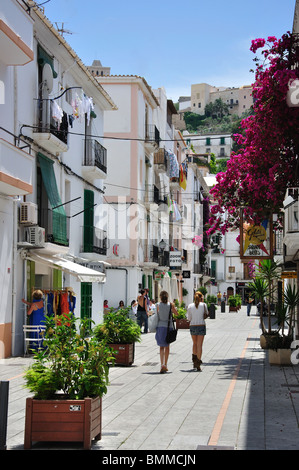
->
xmin=187 ymin=291 xmax=209 ymax=371
xmin=155 ymin=290 xmax=177 ymax=374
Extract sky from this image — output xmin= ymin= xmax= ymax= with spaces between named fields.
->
xmin=41 ymin=0 xmax=296 ymax=102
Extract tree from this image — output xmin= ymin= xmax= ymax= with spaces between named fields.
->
xmin=204 ymin=98 xmax=229 ymax=119
xmin=208 ymin=33 xmax=299 ymax=236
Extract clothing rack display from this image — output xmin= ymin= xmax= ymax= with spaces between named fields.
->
xmin=41 ymin=288 xmax=76 ymax=318
xmin=27 ymin=287 xmax=76 ymax=322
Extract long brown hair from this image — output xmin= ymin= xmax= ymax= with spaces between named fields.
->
xmin=160 ymin=290 xmax=168 ymax=304
xmin=194 ymin=291 xmax=204 ymax=308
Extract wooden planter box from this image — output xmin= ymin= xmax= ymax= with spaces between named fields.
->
xmin=24 ymin=396 xmax=102 ymax=450
xmin=110 ymin=343 xmax=135 ymax=366
xmin=229 ymin=306 xmax=238 ymax=312
xmin=175 ymin=318 xmax=190 ymax=329
xmin=268 ymin=349 xmax=291 ymax=365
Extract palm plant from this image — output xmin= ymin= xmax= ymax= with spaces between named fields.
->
xmin=248 ymin=277 xmax=269 ymax=334
xmin=283 ymin=284 xmax=299 ymax=337
xmin=255 ymin=259 xmax=281 ymax=333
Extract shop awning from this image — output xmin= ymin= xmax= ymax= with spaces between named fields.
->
xmin=27 ymin=252 xmax=105 ymax=283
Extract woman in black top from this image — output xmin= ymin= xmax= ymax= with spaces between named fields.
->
xmin=137 ymin=289 xmax=148 ymax=333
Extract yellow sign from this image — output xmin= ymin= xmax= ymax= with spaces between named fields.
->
xmin=281 ymin=272 xmax=297 ymax=279
xmin=244 ymin=225 xmax=267 ymax=252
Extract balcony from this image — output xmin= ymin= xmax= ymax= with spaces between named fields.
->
xmin=33 ymin=100 xmax=68 ymax=154
xmin=144 ymin=184 xmax=167 ymax=209
xmin=79 ymin=226 xmax=107 ymax=261
xmin=154 ymin=148 xmax=167 ymax=174
xmin=0 ymin=6 xmax=33 ymax=66
xmin=82 ymin=139 xmax=107 ymax=181
xmin=145 ymin=125 xmax=160 ymax=150
xmin=0 ymin=128 xmax=33 ymax=196
xmin=39 ymin=208 xmax=69 ymax=248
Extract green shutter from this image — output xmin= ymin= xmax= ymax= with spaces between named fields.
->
xmin=83 ymin=189 xmax=94 ymax=252
xmin=148 ymin=275 xmax=152 ymax=299
xmin=81 ymin=282 xmax=92 ymax=322
xmin=38 ymin=153 xmax=68 ymax=245
xmin=37 ymin=44 xmax=58 ymax=78
xmin=220 ymin=137 xmax=225 ymax=145
xmin=211 ymin=260 xmax=216 ymax=278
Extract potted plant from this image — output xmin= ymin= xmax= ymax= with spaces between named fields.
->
xmin=173 ymin=305 xmax=190 ymax=329
xmin=228 ymin=295 xmax=238 ymax=312
xmin=23 ymin=314 xmax=114 ymax=449
xmin=94 ymin=308 xmax=141 ymax=366
xmin=267 ymin=285 xmax=299 ymax=365
xmin=248 ymin=260 xmax=281 ymax=348
xmin=256 ymin=259 xmax=281 ymax=333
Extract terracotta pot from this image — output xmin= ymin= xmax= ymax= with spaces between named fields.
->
xmin=110 ymin=343 xmax=135 ymax=366
xmin=24 ymin=396 xmax=102 ymax=449
xmin=175 ymin=319 xmax=190 ymax=329
xmin=229 ymin=306 xmax=238 ymax=312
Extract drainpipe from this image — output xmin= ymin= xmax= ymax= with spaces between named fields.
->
xmin=11 ymin=197 xmax=18 ymax=356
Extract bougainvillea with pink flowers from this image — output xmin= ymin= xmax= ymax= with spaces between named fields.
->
xmin=208 ymin=32 xmax=299 ymax=236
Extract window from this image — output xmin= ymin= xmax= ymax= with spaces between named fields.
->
xmin=206 ymin=138 xmax=211 ymax=145
xmin=220 ymin=137 xmax=225 ymax=145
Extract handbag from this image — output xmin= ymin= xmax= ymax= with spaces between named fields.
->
xmin=166 ymin=305 xmax=177 ymax=344
xmin=148 ymin=312 xmax=159 ymax=332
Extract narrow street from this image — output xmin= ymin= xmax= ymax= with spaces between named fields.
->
xmin=3 ymin=306 xmax=299 ymax=451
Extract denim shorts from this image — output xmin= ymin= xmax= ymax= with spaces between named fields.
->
xmin=190 ymin=325 xmax=206 ymax=336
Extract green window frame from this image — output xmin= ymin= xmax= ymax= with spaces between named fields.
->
xmin=83 ymin=189 xmax=94 ymax=252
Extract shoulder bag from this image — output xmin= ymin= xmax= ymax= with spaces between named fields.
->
xmin=166 ymin=304 xmax=177 ymax=344
xmin=148 ymin=308 xmax=159 ymax=333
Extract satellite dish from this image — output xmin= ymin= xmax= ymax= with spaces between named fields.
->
xmin=42 ymin=63 xmax=53 ymax=94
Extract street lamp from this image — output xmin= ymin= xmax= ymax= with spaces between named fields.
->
xmin=159 ymin=239 xmax=167 ymax=251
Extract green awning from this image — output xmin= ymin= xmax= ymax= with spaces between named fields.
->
xmin=38 ymin=153 xmax=68 ymax=245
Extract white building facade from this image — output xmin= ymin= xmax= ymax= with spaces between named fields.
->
xmin=0 ymin=1 xmax=116 ymax=358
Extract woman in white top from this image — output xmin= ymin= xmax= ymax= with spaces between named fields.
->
xmin=187 ymin=291 xmax=209 ymax=371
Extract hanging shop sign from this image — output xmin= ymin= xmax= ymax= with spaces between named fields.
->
xmin=169 ymin=251 xmax=182 ymax=268
xmin=240 ymin=210 xmax=273 ymax=260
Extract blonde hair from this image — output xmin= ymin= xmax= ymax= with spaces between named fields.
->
xmin=160 ymin=290 xmax=168 ymax=304
xmin=32 ymin=289 xmax=43 ymax=300
xmin=194 ymin=291 xmax=204 ymax=308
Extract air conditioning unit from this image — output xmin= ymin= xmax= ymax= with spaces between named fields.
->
xmin=20 ymin=202 xmax=38 ymax=225
xmin=26 ymin=226 xmax=45 ymax=247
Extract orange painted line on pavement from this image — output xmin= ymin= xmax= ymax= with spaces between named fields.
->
xmin=208 ymin=318 xmax=257 ymax=447
xmin=7 ymin=372 xmax=25 ymax=381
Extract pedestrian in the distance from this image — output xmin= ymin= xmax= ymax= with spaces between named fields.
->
xmin=246 ymin=296 xmax=253 ymax=316
xmin=155 ymin=290 xmax=177 ymax=374
xmin=137 ymin=289 xmax=148 ymax=333
xmin=187 ymin=291 xmax=209 ymax=371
